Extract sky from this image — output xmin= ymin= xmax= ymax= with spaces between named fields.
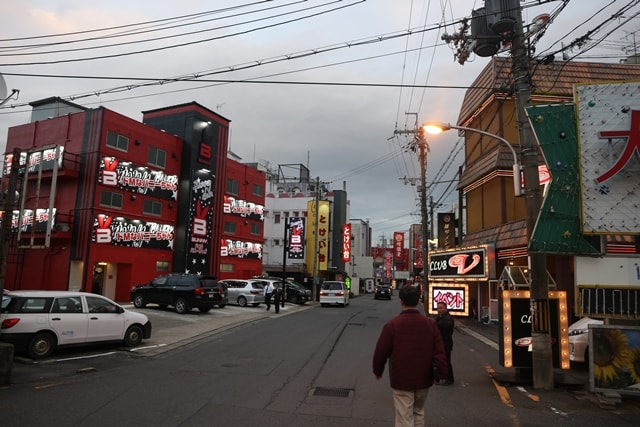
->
xmin=1 ymin=0 xmax=638 ymax=246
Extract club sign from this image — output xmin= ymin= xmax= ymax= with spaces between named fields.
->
xmin=428 ymin=247 xmax=487 ymax=280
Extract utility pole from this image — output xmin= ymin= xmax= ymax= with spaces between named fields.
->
xmin=511 ymin=5 xmax=553 ymax=389
xmin=312 ymin=176 xmax=320 ymax=301
xmin=395 ymin=119 xmax=429 ymax=300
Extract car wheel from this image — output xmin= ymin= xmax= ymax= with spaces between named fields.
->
xmin=174 ymin=298 xmax=190 ymax=314
xmin=133 ymin=294 xmax=146 ymax=308
xmin=28 ymin=332 xmax=56 ymax=359
xmin=237 ymin=296 xmax=248 ymax=307
xmin=124 ymin=325 xmax=143 ymax=347
xmin=199 ymin=307 xmax=211 ymax=313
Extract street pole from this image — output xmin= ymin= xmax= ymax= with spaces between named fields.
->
xmin=312 ymin=176 xmax=320 ymax=301
xmin=394 ymin=123 xmax=428 ymax=303
xmin=511 ymin=5 xmax=553 ymax=389
xmin=281 ymin=217 xmax=288 ymax=307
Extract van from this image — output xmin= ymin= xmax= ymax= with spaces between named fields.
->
xmin=319 ymin=281 xmax=349 ymax=307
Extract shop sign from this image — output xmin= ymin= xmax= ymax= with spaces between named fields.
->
xmin=428 ymin=247 xmax=487 ymax=279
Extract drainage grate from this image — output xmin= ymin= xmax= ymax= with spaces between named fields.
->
xmin=313 ymin=387 xmax=352 ymax=398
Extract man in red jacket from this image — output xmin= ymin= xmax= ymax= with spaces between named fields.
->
xmin=373 ymin=285 xmax=448 ymax=427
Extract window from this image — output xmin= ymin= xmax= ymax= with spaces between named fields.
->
xmin=227 ymin=178 xmax=239 ymax=195
xmin=86 ymin=296 xmax=118 ymax=313
xmin=220 ymin=263 xmax=234 ymax=272
xmin=148 ymin=146 xmax=167 ymax=168
xmin=274 ymin=213 xmax=281 ymax=224
xmin=250 ymin=223 xmax=261 ymax=235
xmin=156 ymin=261 xmax=170 ymax=271
xmin=224 ymin=221 xmax=237 ymax=233
xmin=273 ymin=239 xmax=280 ymax=246
xmin=293 ymin=211 xmax=299 ymax=217
xmin=100 ymin=190 xmax=123 ymax=209
xmin=143 ymin=200 xmax=162 ymax=216
xmin=252 ymin=184 xmax=263 ymax=196
xmin=52 ymin=297 xmax=83 ymax=313
xmin=106 ymin=131 xmax=129 ymax=152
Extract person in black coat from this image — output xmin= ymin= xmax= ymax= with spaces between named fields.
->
xmin=273 ymin=283 xmax=283 ymax=314
xmin=435 ymin=301 xmax=455 ymax=385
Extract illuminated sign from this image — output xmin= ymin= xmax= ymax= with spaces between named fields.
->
xmin=428 ymin=283 xmax=468 ymax=317
xmin=288 ymin=217 xmax=305 ymax=259
xmin=3 ymin=146 xmax=64 ymax=175
xmin=220 ymin=239 xmax=262 ymax=259
xmin=342 ymin=224 xmax=352 ymax=263
xmin=499 ymin=290 xmax=569 ymax=370
xmin=428 ymin=247 xmax=488 ymax=280
xmin=93 ymin=214 xmax=174 ymax=249
xmin=99 ymin=157 xmax=178 ymax=200
xmin=393 ymin=231 xmax=404 ymax=261
xmin=222 ymin=195 xmax=263 ymax=221
xmin=437 ymin=213 xmax=455 ymax=250
xmin=575 ymin=81 xmax=640 ymax=234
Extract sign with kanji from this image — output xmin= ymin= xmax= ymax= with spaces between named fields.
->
xmin=575 ymin=81 xmax=640 ymax=234
xmin=342 ymin=224 xmax=351 ymax=262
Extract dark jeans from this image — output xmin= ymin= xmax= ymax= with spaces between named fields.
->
xmin=274 ymin=296 xmax=281 ymax=313
xmin=445 ymin=344 xmax=454 ymax=381
xmin=265 ymin=293 xmax=272 ymax=310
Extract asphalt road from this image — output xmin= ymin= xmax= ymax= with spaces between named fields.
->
xmin=3 ymin=296 xmax=640 ymax=426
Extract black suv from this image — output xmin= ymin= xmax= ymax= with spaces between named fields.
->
xmin=284 ymin=281 xmax=311 ymax=305
xmin=130 ymin=274 xmax=228 ymax=314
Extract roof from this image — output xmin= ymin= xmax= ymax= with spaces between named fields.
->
xmin=458 ymin=57 xmax=640 ymax=125
xmin=461 ymin=219 xmax=528 ymax=249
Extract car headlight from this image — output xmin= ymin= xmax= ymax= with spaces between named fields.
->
xmin=568 ymin=329 xmax=587 ymax=336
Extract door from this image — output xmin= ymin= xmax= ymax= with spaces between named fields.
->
xmin=84 ymin=295 xmax=126 ymax=342
xmin=49 ymin=296 xmax=89 ymax=345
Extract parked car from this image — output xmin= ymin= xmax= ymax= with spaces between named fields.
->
xmin=284 ymin=280 xmax=311 ymax=305
xmin=0 ymin=291 xmax=152 ymax=360
xmin=374 ymin=285 xmax=392 ymax=300
xmin=569 ymin=316 xmax=604 ymax=363
xmin=219 ymin=279 xmax=265 ymax=307
xmin=130 ymin=273 xmax=227 ymax=314
xmin=319 ymin=281 xmax=349 ymax=307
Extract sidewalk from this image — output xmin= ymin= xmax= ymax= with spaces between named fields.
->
xmin=455 ymin=316 xmax=588 ymax=388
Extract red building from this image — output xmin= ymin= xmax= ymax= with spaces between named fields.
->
xmin=219 ymin=159 xmax=266 ymax=279
xmin=1 ymin=98 xmax=258 ymax=302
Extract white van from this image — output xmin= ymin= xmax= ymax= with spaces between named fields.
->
xmin=319 ymin=281 xmax=349 ymax=307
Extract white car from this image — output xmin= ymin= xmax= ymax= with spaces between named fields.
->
xmin=1 ymin=291 xmax=152 ymax=359
xmin=569 ymin=316 xmax=604 ymax=363
xmin=319 ymin=281 xmax=349 ymax=307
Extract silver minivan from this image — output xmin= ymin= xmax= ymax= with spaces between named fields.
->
xmin=319 ymin=281 xmax=349 ymax=307
xmin=219 ymin=279 xmax=266 ymax=307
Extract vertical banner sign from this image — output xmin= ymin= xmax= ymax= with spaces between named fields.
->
xmin=186 ymin=169 xmax=214 ymax=274
xmin=393 ymin=232 xmax=404 ymax=262
xmin=288 ymin=217 xmax=305 ymax=259
xmin=342 ymin=224 xmax=352 ymax=263
xmin=317 ymin=201 xmax=330 ymax=271
xmin=414 ymin=234 xmax=424 ymax=269
xmin=385 ymin=250 xmax=392 ymax=279
xmin=304 ymin=200 xmax=330 ymax=273
xmin=437 ymin=213 xmax=455 ymax=250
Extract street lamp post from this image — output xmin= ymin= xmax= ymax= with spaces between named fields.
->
xmin=425 ymin=120 xmax=553 ymax=389
xmin=423 ymin=123 xmax=522 ymax=197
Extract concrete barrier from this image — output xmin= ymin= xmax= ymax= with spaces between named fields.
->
xmin=0 ymin=342 xmax=14 ymax=386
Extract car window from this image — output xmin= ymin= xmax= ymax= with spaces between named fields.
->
xmin=52 ymin=297 xmax=83 ymax=313
xmin=151 ymin=275 xmax=169 ymax=286
xmin=86 ymin=296 xmax=118 ymax=313
xmin=201 ymin=278 xmax=218 ymax=288
xmin=177 ymin=276 xmax=195 ymax=288
xmin=19 ymin=297 xmax=53 ymax=313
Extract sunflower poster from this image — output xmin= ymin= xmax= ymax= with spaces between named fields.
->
xmin=589 ymin=325 xmax=640 ymax=396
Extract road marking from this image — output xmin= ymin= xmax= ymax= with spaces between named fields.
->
xmin=130 ymin=344 xmax=167 ymax=352
xmin=52 ymin=351 xmax=118 ymax=363
xmin=516 ymin=385 xmax=540 ymax=402
xmin=485 ymin=364 xmax=513 ymax=407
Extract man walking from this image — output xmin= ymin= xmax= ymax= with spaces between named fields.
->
xmin=373 ymin=286 xmax=448 ymax=427
xmin=273 ymin=282 xmax=283 ymax=313
xmin=436 ymin=301 xmax=455 ymax=385
xmin=264 ymin=281 xmax=274 ymax=311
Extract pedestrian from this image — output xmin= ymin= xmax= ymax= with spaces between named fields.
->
xmin=372 ymin=285 xmax=448 ymax=427
xmin=435 ymin=301 xmax=455 ymax=385
xmin=264 ymin=281 xmax=274 ymax=311
xmin=273 ymin=282 xmax=283 ymax=313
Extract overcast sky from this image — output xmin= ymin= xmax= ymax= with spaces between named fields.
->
xmin=1 ymin=0 xmax=637 ymax=245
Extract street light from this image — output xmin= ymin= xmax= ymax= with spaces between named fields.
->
xmin=423 ymin=122 xmax=522 ymax=197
